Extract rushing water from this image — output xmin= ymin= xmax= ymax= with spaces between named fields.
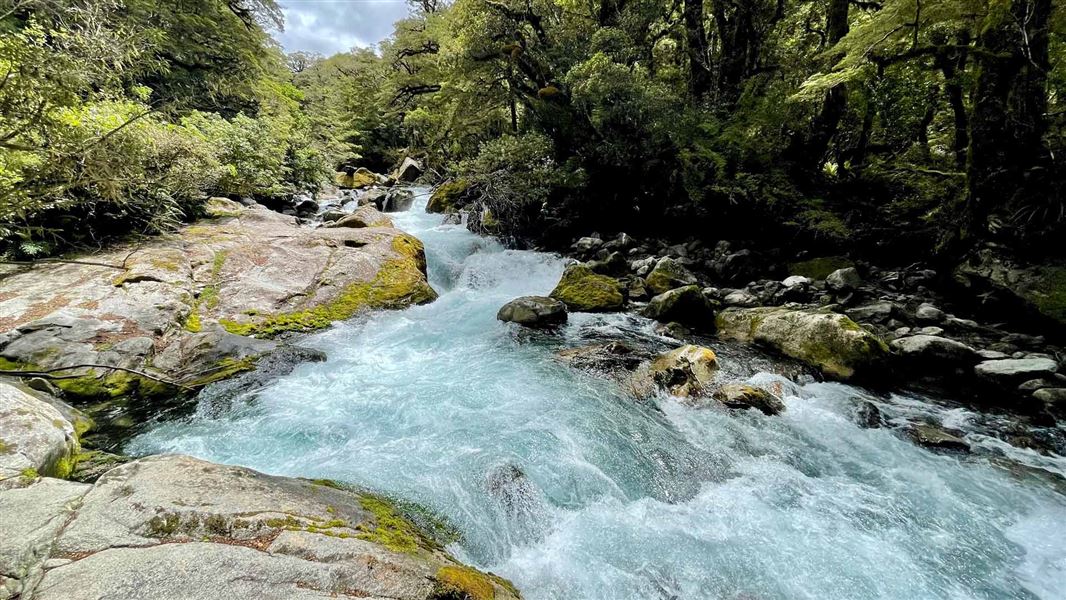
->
xmin=129 ymin=189 xmax=1066 ymax=600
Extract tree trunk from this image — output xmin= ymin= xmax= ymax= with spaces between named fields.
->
xmin=935 ymin=33 xmax=970 ymax=170
xmin=788 ymin=0 xmax=849 ymax=170
xmin=684 ymin=0 xmax=712 ymax=99
xmin=964 ymin=0 xmax=1052 ymax=241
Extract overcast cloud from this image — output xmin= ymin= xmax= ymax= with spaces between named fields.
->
xmin=274 ymin=0 xmax=413 ymax=56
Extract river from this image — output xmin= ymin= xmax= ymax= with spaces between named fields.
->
xmin=128 ymin=188 xmax=1066 ymax=600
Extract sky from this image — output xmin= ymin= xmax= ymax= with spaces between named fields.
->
xmin=274 ymin=0 xmax=413 ymax=56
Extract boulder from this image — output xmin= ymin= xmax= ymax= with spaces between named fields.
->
xmin=954 ymin=249 xmax=1066 ymax=330
xmin=426 ymin=180 xmax=471 ymax=214
xmin=326 ymin=204 xmax=394 ymax=228
xmin=782 ymin=275 xmax=813 ymax=288
xmin=974 ymin=357 xmax=1060 ymax=386
xmin=572 ymin=237 xmax=603 ymax=253
xmin=555 ymin=342 xmax=648 ymax=375
xmin=629 ymin=345 xmax=719 ymax=398
xmin=641 ymin=285 xmax=714 ymax=327
xmin=1033 ymin=388 xmax=1066 ymax=417
xmin=711 ymin=384 xmax=785 ymax=415
xmin=890 ymin=335 xmax=979 ymax=371
xmin=0 ymin=382 xmax=80 ymax=487
xmin=497 ymin=296 xmax=568 ymax=328
xmin=335 ymin=167 xmax=377 ymax=190
xmin=826 ymin=267 xmax=862 ymax=292
xmin=789 ymin=256 xmax=853 ymax=280
xmin=907 ymin=424 xmax=970 ymax=452
xmin=915 ymin=303 xmax=946 ymax=323
xmin=319 ymin=209 xmax=348 ymax=223
xmin=393 ymin=157 xmax=423 ymax=182
xmin=549 ymin=264 xmax=624 ymax=312
xmin=716 ymin=307 xmax=889 ymax=380
xmin=383 ymin=189 xmax=415 ymax=213
xmin=722 ymin=290 xmax=760 ymax=307
xmin=645 ymin=257 xmax=698 ymax=295
xmin=846 ymin=301 xmax=896 ymax=324
xmin=1 ymin=455 xmax=519 ymax=600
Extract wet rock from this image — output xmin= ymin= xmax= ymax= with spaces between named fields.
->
xmin=722 ymin=289 xmax=760 ymax=307
xmin=782 ymin=275 xmax=813 ymax=288
xmin=855 ymin=401 xmax=884 ymax=428
xmin=319 ymin=209 xmax=348 ymax=223
xmin=1033 ymin=388 xmax=1066 ymax=416
xmin=555 ymin=342 xmax=648 ymax=374
xmin=716 ymin=307 xmax=889 ymax=380
xmin=641 ymin=285 xmax=714 ymax=328
xmin=626 ymin=278 xmax=649 ymax=301
xmin=711 ymin=384 xmax=784 ymax=415
xmin=393 ymin=156 xmax=423 ymax=182
xmin=360 ymin=187 xmax=389 ymax=209
xmin=549 ymin=264 xmax=624 ymax=312
xmin=826 ymin=267 xmax=862 ymax=292
xmin=645 ymin=257 xmax=698 ymax=295
xmin=328 ymin=204 xmax=395 ymax=228
xmin=572 ymin=236 xmax=603 ymax=253
xmin=977 ymin=349 xmax=1011 ymax=360
xmin=890 ymin=335 xmax=979 ymax=371
xmin=9 ymin=455 xmax=518 ymax=600
xmin=0 ymin=382 xmax=81 ymax=487
xmin=497 ymin=296 xmax=568 ymax=328
xmin=426 ymin=179 xmax=470 ymax=214
xmin=630 ymin=345 xmax=719 ymax=398
xmin=587 ymin=251 xmax=628 ymax=277
xmin=974 ymin=358 xmax=1059 ymax=386
xmin=383 ymin=188 xmax=415 ymax=213
xmin=907 ymin=424 xmax=970 ymax=452
xmin=293 ymin=198 xmax=318 ymax=217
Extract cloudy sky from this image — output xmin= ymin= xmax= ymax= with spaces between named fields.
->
xmin=274 ymin=0 xmax=413 ymax=56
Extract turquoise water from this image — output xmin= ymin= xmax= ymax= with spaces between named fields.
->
xmin=129 ymin=189 xmax=1066 ymax=599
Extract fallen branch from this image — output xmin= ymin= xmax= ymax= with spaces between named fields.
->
xmin=0 ymin=364 xmax=194 ymax=391
xmin=0 ymin=258 xmax=126 ymax=269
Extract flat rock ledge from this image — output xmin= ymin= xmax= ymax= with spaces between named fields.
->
xmin=0 ymin=200 xmax=437 ymax=402
xmin=0 ymin=384 xmax=519 ymax=600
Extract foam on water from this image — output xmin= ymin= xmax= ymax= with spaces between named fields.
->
xmin=129 ymin=189 xmax=1066 ymax=600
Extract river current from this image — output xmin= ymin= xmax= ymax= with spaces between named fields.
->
xmin=129 ymin=189 xmax=1066 ymax=600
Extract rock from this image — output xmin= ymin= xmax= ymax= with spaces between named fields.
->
xmin=0 ymin=205 xmax=436 ymax=402
xmin=426 ymin=180 xmax=471 ymax=213
xmin=716 ymin=307 xmax=889 ymax=380
xmin=826 ymin=267 xmax=862 ymax=292
xmin=782 ymin=275 xmax=812 ymax=288
xmin=975 ymin=358 xmax=1060 ymax=386
xmin=293 ymin=198 xmax=319 ymax=217
xmin=629 ymin=345 xmax=719 ymax=398
xmin=326 ymin=204 xmax=394 ymax=228
xmin=890 ymin=335 xmax=979 ymax=371
xmin=360 ymin=187 xmax=389 ymax=210
xmin=555 ymin=342 xmax=649 ymax=375
xmin=4 ymin=455 xmax=518 ymax=600
xmin=204 ymin=197 xmax=245 ymax=218
xmin=393 ymin=157 xmax=423 ymax=182
xmin=855 ymin=401 xmax=884 ymax=428
xmin=954 ymin=249 xmax=1066 ymax=330
xmin=572 ymin=237 xmax=603 ymax=253
xmin=914 ymin=326 xmax=944 ymax=336
xmin=319 ymin=209 xmax=348 ymax=223
xmin=641 ymin=285 xmax=714 ymax=328
xmin=0 ymin=382 xmax=80 ymax=487
xmin=722 ymin=290 xmax=760 ymax=307
xmin=497 ymin=296 xmax=568 ymax=328
xmin=717 ymin=249 xmax=762 ymax=283
xmin=383 ymin=188 xmax=415 ymax=213
xmin=645 ymin=258 xmax=698 ymax=295
xmin=915 ymin=303 xmax=946 ymax=323
xmin=630 ymin=256 xmax=657 ymax=276
xmin=335 ymin=167 xmax=377 ymax=189
xmin=908 ymin=424 xmax=970 ymax=452
xmin=626 ymin=278 xmax=649 ymax=301
xmin=549 ymin=264 xmax=624 ymax=312
xmin=977 ymin=349 xmax=1011 ymax=360
xmin=846 ymin=301 xmax=896 ymax=324
xmin=711 ymin=384 xmax=785 ymax=415
xmin=587 ymin=251 xmax=627 ymax=277
xmin=1033 ymin=388 xmax=1066 ymax=416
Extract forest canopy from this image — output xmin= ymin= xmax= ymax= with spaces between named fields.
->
xmin=0 ymin=0 xmax=1063 ymax=267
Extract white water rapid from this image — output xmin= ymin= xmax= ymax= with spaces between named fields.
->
xmin=129 ymin=188 xmax=1066 ymax=600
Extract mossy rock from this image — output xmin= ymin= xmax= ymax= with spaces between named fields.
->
xmin=427 ymin=179 xmax=471 ymax=214
xmin=433 ymin=565 xmax=521 ymax=600
xmin=645 ymin=257 xmax=697 ymax=295
xmin=788 ymin=256 xmax=854 ymax=280
xmin=549 ymin=264 xmax=624 ymax=312
xmin=335 ymin=169 xmax=378 ymax=190
xmin=716 ymin=307 xmax=888 ymax=380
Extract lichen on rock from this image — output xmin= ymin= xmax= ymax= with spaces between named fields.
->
xmin=549 ymin=264 xmax=624 ymax=312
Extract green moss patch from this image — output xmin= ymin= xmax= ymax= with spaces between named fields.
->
xmin=355 ymin=494 xmax=431 ymax=554
xmin=788 ymin=256 xmax=853 ymax=280
xmin=550 ymin=264 xmax=623 ymax=312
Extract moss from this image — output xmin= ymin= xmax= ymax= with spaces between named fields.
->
xmin=1024 ymin=265 xmax=1066 ymax=324
xmin=433 ymin=566 xmax=498 ymax=600
xmin=355 ymin=494 xmax=429 ymax=554
xmin=550 ymin=264 xmax=623 ymax=312
xmin=221 ymin=237 xmax=436 ymax=338
xmin=148 ymin=513 xmax=182 ymax=536
xmin=310 ymin=478 xmax=345 ymax=490
xmin=185 ymin=356 xmax=258 ymax=387
xmin=336 ymin=170 xmax=377 ymax=189
xmin=183 ymin=250 xmax=227 ymax=333
xmin=788 ymin=256 xmax=854 ymax=280
xmin=427 ymin=179 xmax=470 ymax=213
xmin=20 ymin=467 xmax=39 ymax=481
xmin=0 ymin=438 xmax=10 ymax=454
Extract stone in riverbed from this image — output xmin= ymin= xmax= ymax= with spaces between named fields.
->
xmin=549 ymin=264 xmax=624 ymax=312
xmin=1033 ymin=388 xmax=1066 ymax=417
xmin=426 ymin=179 xmax=471 ymax=213
xmin=641 ymin=285 xmax=714 ymax=328
xmin=497 ymin=296 xmax=568 ymax=328
xmin=716 ymin=307 xmax=889 ymax=380
xmin=974 ymin=357 xmax=1059 ymax=386
xmin=629 ymin=345 xmax=719 ymax=398
xmin=555 ymin=342 xmax=649 ymax=375
xmin=393 ymin=157 xmax=423 ymax=182
xmin=711 ymin=384 xmax=784 ymax=415
xmin=907 ymin=424 xmax=970 ymax=452
xmin=644 ymin=257 xmax=698 ymax=295
xmin=826 ymin=267 xmax=862 ymax=292
xmin=890 ymin=335 xmax=979 ymax=371
xmin=326 ymin=204 xmax=394 ymax=228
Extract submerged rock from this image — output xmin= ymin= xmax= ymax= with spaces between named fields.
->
xmin=711 ymin=383 xmax=785 ymax=415
xmin=555 ymin=342 xmax=649 ymax=375
xmin=549 ymin=264 xmax=624 ymax=312
xmin=716 ymin=307 xmax=889 ymax=380
xmin=497 ymin=296 xmax=568 ymax=328
xmin=641 ymin=285 xmax=715 ymax=328
xmin=907 ymin=424 xmax=970 ymax=452
xmin=0 ymin=455 xmax=519 ymax=600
